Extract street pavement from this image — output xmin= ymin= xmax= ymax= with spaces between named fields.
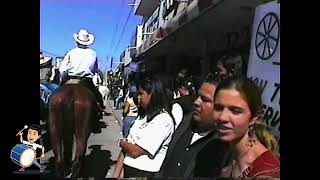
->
xmin=39 ymin=100 xmax=124 ymax=179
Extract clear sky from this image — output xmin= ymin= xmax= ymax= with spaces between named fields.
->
xmin=40 ymin=0 xmax=142 ymax=72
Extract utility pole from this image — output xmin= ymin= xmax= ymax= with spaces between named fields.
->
xmin=106 ymin=56 xmax=109 ymax=73
xmin=110 ymin=57 xmax=113 ymax=69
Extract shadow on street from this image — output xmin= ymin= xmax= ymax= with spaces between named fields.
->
xmin=42 ymin=120 xmax=108 ymax=153
xmin=79 ymin=145 xmax=116 ymax=178
xmin=41 ymin=145 xmax=116 ymax=179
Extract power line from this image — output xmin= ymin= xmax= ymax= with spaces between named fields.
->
xmin=112 ymin=6 xmax=133 ymax=58
xmin=106 ymin=0 xmax=126 ymax=58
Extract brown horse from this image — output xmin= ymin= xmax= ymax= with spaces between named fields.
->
xmin=48 ymin=83 xmax=99 ymax=178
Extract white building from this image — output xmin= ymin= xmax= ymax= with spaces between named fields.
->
xmin=131 ymin=0 xmax=269 ymax=78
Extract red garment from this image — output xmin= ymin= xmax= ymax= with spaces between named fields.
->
xmin=241 ymin=150 xmax=280 ymax=178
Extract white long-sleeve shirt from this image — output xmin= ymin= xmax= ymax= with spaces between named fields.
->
xmin=59 ymin=47 xmax=98 ymax=79
xmin=124 ymin=112 xmax=175 ymax=172
xmin=92 ymin=73 xmax=102 ymax=86
xmin=118 ymin=89 xmax=123 ymax=98
xmin=49 ymin=67 xmax=55 ymax=82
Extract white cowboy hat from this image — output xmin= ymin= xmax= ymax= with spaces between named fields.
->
xmin=73 ymin=29 xmax=94 ymax=46
xmin=40 ymin=53 xmax=52 ymax=65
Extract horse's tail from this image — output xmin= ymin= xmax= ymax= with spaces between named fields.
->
xmin=49 ymin=85 xmax=81 ymax=165
xmin=49 ymin=84 xmax=98 ymax=141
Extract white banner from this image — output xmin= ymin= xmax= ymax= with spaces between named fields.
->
xmin=247 ymin=1 xmax=280 ymax=140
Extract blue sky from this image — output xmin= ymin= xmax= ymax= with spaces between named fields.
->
xmin=40 ymin=0 xmax=142 ymax=72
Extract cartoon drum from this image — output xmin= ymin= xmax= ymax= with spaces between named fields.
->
xmin=11 ymin=144 xmax=36 ymax=168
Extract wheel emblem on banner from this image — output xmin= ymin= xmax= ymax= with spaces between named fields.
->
xmin=255 ymin=12 xmax=280 ymax=60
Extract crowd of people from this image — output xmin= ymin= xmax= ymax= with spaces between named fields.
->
xmin=40 ymin=28 xmax=280 ymax=179
xmin=110 ymin=58 xmax=280 ymax=179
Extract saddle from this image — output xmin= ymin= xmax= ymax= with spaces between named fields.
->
xmin=65 ymin=79 xmax=81 ymax=85
xmin=64 ymin=78 xmax=104 ymax=121
xmin=63 ymin=78 xmax=102 ymax=133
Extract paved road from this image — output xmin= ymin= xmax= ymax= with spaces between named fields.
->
xmin=40 ymin=100 xmax=124 ymax=179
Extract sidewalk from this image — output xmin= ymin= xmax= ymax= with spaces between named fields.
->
xmin=107 ymin=100 xmax=123 ymax=127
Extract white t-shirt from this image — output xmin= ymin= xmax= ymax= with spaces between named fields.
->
xmin=23 ymin=141 xmax=42 ymax=150
xmin=124 ymin=111 xmax=175 ymax=172
xmin=171 ymin=103 xmax=183 ymax=129
xmin=118 ymin=89 xmax=123 ymax=98
xmin=92 ymin=73 xmax=102 ymax=86
xmin=59 ymin=47 xmax=97 ymax=78
xmin=190 ymin=130 xmax=213 ymax=145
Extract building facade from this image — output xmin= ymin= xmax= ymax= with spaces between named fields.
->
xmin=129 ymin=0 xmax=269 ymax=80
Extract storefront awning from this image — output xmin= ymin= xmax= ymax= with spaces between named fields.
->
xmin=128 ymin=61 xmax=143 ymax=72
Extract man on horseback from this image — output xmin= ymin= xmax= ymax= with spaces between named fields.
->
xmin=59 ymin=29 xmax=106 ymax=112
xmin=40 ymin=52 xmax=55 ymax=121
xmin=40 ymin=52 xmax=53 ymax=85
xmin=40 ymin=52 xmax=54 ymax=94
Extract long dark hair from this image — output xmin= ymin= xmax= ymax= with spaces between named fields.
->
xmin=139 ymin=76 xmax=172 ymax=123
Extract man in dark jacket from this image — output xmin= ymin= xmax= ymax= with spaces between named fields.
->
xmin=154 ymin=73 xmax=230 ymax=178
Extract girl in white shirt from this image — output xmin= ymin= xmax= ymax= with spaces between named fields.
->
xmin=113 ymin=76 xmax=175 ymax=178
